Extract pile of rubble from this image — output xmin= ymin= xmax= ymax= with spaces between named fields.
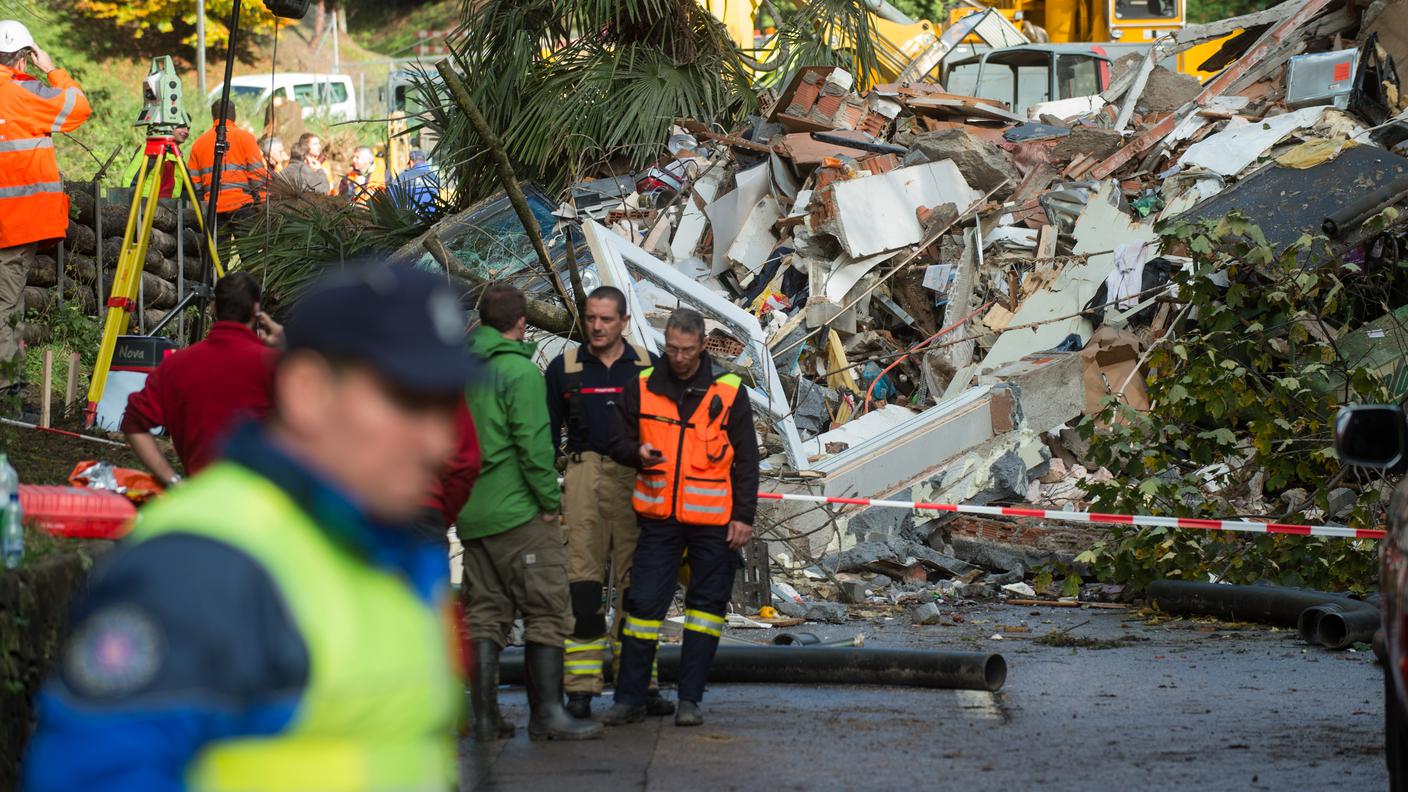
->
xmin=422 ymin=0 xmax=1408 ymax=615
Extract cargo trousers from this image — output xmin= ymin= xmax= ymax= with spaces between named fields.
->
xmin=561 ymin=451 xmax=659 ymax=694
xmin=615 ymin=520 xmax=739 ymax=706
xmin=0 ymin=243 xmax=35 ymax=389
xmin=462 ymin=513 xmax=571 ymax=649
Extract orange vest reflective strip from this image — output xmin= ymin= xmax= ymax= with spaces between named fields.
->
xmin=631 ymin=367 xmax=741 ymax=526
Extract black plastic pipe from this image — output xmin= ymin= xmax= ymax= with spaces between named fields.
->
xmin=1147 ymin=580 xmax=1378 ymax=650
xmin=500 ymin=645 xmax=1006 ymax=692
xmin=1313 ymin=599 xmax=1381 ymax=650
xmin=1323 ymin=173 xmax=1408 ymax=238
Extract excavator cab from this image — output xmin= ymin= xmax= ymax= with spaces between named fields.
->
xmin=944 ymin=45 xmax=1112 ymax=117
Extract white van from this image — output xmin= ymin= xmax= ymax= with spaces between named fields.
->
xmin=209 ymin=73 xmax=358 ymax=122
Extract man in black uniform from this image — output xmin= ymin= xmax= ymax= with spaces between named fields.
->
xmin=545 ymin=286 xmax=673 ymax=718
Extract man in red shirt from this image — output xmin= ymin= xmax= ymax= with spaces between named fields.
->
xmin=121 ymin=272 xmax=278 ymax=486
xmin=415 ymin=397 xmax=482 ymax=545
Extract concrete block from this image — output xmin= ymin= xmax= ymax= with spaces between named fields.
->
xmin=839 ymin=580 xmax=869 ymax=603
xmin=911 ymin=601 xmax=943 ymax=625
xmin=904 ymin=128 xmax=1021 ymax=199
xmin=804 ymin=602 xmax=849 ymax=624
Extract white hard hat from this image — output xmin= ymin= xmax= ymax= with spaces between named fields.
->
xmin=0 ymin=20 xmax=35 ymax=53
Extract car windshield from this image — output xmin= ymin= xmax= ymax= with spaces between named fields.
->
xmin=227 ymin=85 xmax=265 ymax=98
xmin=412 ymin=186 xmax=569 ymax=288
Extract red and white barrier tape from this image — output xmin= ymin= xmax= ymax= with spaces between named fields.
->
xmin=756 ymin=492 xmax=1386 ymax=541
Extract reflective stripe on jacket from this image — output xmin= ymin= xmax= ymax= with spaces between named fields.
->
xmin=186 ymin=121 xmax=268 ymax=214
xmin=632 ymin=366 xmax=741 ymax=526
xmin=133 ymin=462 xmax=461 ymax=791
xmin=0 ymin=65 xmax=90 ymax=247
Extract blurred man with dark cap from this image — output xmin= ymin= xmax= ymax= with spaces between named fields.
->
xmin=25 ymin=265 xmax=480 ymax=791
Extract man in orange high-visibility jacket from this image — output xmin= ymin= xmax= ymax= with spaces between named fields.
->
xmin=600 ymin=308 xmax=759 ymax=730
xmin=187 ymin=100 xmax=267 ymax=228
xmin=0 ymin=20 xmax=90 ymax=396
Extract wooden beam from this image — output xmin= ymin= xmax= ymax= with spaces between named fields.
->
xmin=40 ymin=349 xmax=52 ymax=428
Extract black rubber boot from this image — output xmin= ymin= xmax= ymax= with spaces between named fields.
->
xmin=566 ymin=693 xmax=593 ymax=719
xmin=599 ymin=701 xmax=647 ymax=726
xmin=645 ymin=689 xmax=676 ymax=716
xmin=525 ymin=643 xmax=603 ymax=741
xmin=469 ymin=640 xmax=515 ymax=741
xmin=674 ymin=700 xmax=704 ymax=727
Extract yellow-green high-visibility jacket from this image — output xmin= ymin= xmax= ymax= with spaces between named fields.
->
xmin=24 ymin=436 xmax=463 ymax=792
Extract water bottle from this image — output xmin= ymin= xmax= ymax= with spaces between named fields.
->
xmin=0 ymin=454 xmax=21 ymax=570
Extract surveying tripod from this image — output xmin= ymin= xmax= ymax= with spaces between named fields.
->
xmin=82 ymin=132 xmax=225 ymax=426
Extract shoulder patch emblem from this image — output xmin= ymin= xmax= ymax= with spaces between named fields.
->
xmin=63 ymin=606 xmax=164 ymax=698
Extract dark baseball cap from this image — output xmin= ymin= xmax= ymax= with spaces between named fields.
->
xmin=284 ymin=264 xmax=482 ymax=393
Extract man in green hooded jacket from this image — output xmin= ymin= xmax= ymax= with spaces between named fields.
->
xmin=458 ymin=283 xmax=602 ymax=743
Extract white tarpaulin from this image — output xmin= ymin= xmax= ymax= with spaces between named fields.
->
xmin=1176 ymin=106 xmax=1328 ymax=177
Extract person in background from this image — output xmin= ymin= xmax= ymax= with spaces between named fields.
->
xmin=187 ymin=101 xmax=267 ymax=227
xmin=416 ymin=396 xmax=480 ymax=547
xmin=120 ymin=272 xmax=280 ymax=486
xmin=279 ymin=133 xmax=331 ymax=196
xmin=0 ymin=19 xmax=91 ymax=402
xmin=600 ymin=308 xmax=759 ymax=729
xmin=26 ymin=265 xmax=479 ymax=791
xmin=257 ymin=134 xmax=287 ymax=174
xmin=338 ymin=145 xmax=381 ymax=203
xmin=391 ymin=149 xmax=440 ymax=215
xmin=458 ymin=283 xmax=602 ymax=743
xmin=121 ymin=123 xmax=191 ymax=201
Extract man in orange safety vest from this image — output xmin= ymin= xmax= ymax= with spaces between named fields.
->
xmin=187 ymin=100 xmax=267 ymax=234
xmin=0 ymin=19 xmax=90 ymax=398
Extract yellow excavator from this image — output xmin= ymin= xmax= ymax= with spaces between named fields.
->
xmin=701 ymin=0 xmax=1227 ymax=83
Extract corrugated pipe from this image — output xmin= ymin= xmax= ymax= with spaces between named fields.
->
xmin=500 ymin=645 xmax=1006 ymax=692
xmin=1147 ymin=580 xmax=1379 ymax=651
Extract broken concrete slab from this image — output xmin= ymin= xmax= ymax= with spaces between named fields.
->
xmin=822 ymin=536 xmax=980 ymax=580
xmin=803 ymin=601 xmax=849 ymax=624
xmin=816 ymin=159 xmax=977 ymax=258
xmin=977 ymin=352 xmax=1085 ymax=435
xmin=946 ymin=535 xmax=1067 ymax=576
xmin=765 ymin=386 xmax=1020 ymax=558
xmin=1111 ymin=52 xmax=1203 ymax=113
xmin=904 ymin=129 xmax=1021 ymax=198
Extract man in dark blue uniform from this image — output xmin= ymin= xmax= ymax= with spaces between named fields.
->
xmin=545 ymin=286 xmax=674 ymax=719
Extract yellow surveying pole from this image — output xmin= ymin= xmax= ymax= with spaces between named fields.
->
xmin=83 ymin=135 xmax=224 ymax=427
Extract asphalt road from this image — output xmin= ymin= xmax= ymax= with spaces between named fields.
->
xmin=459 ymin=604 xmax=1386 ymax=791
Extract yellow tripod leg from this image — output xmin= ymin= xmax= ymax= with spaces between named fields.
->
xmin=84 ymin=153 xmax=164 ymax=426
xmin=174 ymin=158 xmax=224 ymax=279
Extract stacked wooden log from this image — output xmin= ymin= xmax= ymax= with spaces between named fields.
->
xmin=22 ymin=182 xmax=206 ymax=336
